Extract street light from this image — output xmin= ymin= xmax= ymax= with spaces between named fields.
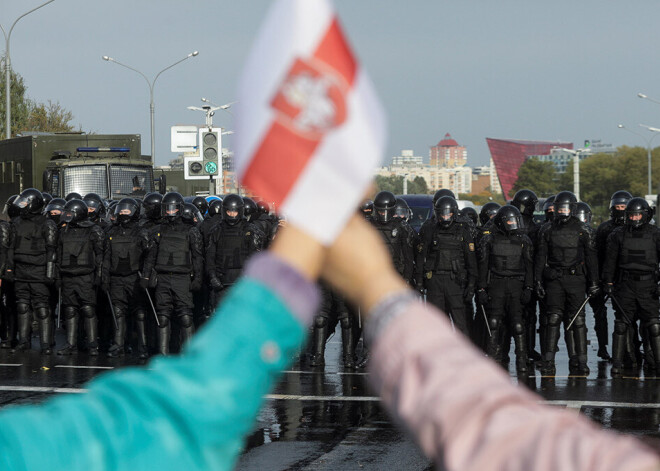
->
xmin=617 ymin=124 xmax=659 ymax=195
xmin=638 ymin=92 xmax=660 ymax=107
xmin=554 ymin=147 xmax=585 ymax=201
xmin=102 ymin=50 xmax=199 ymax=161
xmin=1 ymin=0 xmax=56 ymax=139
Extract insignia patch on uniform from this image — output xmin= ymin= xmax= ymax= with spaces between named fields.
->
xmin=109 ymin=237 xmax=112 ymax=240
xmin=484 ymin=231 xmax=490 ymax=234
xmin=426 ymin=271 xmax=433 ymax=279
xmin=392 ymin=228 xmax=398 ymax=237
xmin=246 ymin=231 xmax=251 ymax=236
xmin=469 ymin=243 xmax=475 ymax=251
xmin=417 ymin=244 xmax=423 ymax=253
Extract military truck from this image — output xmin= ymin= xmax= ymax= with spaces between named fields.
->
xmin=0 ymin=133 xmax=165 ymax=211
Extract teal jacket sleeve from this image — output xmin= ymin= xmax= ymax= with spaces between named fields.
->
xmin=0 ymin=271 xmax=312 ymax=471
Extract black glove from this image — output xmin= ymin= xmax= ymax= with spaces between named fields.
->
xmin=520 ymin=287 xmax=533 ymax=305
xmin=604 ymin=283 xmax=614 ymax=296
xmin=209 ymin=276 xmax=223 ymax=291
xmin=463 ymin=286 xmax=474 ymax=303
xmin=4 ymin=268 xmax=14 ymax=282
xmin=535 ymin=281 xmax=546 ymax=299
xmin=477 ymin=289 xmax=489 ymax=305
xmin=139 ymin=277 xmax=150 ymax=290
xmin=191 ymin=277 xmax=202 ymax=292
xmin=54 ymin=278 xmax=62 ymax=290
xmin=587 ymin=283 xmax=600 ymax=297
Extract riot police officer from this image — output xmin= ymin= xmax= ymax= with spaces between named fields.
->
xmin=83 ymin=193 xmax=109 ymax=230
xmin=477 ymin=205 xmax=534 ymax=374
xmin=243 ymin=197 xmax=258 ymax=223
xmin=309 ymin=284 xmax=356 ymax=369
xmin=371 ymin=192 xmax=414 ymax=283
xmin=206 ymin=194 xmax=263 ymax=311
xmin=56 ymin=199 xmax=105 ymax=356
xmin=0 ymin=196 xmax=19 ymax=349
xmin=139 ymin=192 xmax=164 ymax=235
xmin=416 ymin=196 xmax=477 ymax=335
xmin=360 ymin=200 xmax=374 ymax=221
xmin=45 ymin=198 xmax=67 ymax=226
xmin=535 ymin=191 xmax=599 ymax=376
xmin=603 ymin=198 xmax=660 ymax=377
xmin=102 ymin=198 xmax=151 ymax=358
xmin=7 ymin=189 xmax=58 ymax=353
xmin=143 ymin=192 xmax=203 ymax=355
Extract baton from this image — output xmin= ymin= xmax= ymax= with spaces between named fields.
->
xmin=104 ymin=290 xmax=119 ymax=330
xmin=56 ymin=287 xmax=62 ymax=329
xmin=138 ymin=271 xmax=161 ymax=327
xmin=480 ymin=304 xmax=492 ymax=338
xmin=567 ymin=294 xmax=592 ymax=331
xmin=606 ymin=293 xmax=633 ymax=326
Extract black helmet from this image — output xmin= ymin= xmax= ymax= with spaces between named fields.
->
xmin=161 ymin=192 xmax=185 ymax=220
xmin=494 ymin=205 xmax=522 ymax=234
xmin=83 ymin=193 xmax=105 ymax=221
xmin=625 ymin=197 xmax=653 ymax=229
xmin=45 ymin=198 xmax=66 ymax=224
xmin=65 ymin=192 xmax=83 ymax=202
xmin=553 ymin=191 xmax=577 ymax=223
xmin=191 ymin=196 xmax=209 ymax=216
xmin=460 ymin=207 xmax=479 ymax=226
xmin=15 ymin=188 xmax=45 ymax=216
xmin=610 ymin=190 xmax=633 ymax=224
xmin=433 ymin=189 xmax=456 ymax=205
xmin=3 ymin=195 xmax=19 ymax=219
xmin=434 ymin=196 xmax=458 ymax=227
xmin=61 ymin=199 xmax=88 ymax=225
xmin=223 ymin=194 xmax=245 ymax=225
xmin=256 ymin=200 xmax=270 ymax=215
xmin=511 ymin=189 xmax=538 ymax=217
xmin=542 ymin=195 xmax=556 ymax=222
xmin=574 ymin=202 xmax=592 ymax=225
xmin=479 ymin=202 xmax=501 ymax=225
xmin=182 ymin=203 xmax=203 ymax=225
xmin=115 ymin=198 xmax=139 ymax=225
xmin=41 ymin=192 xmax=53 ymax=206
xmin=143 ymin=192 xmax=163 ymax=220
xmin=208 ymin=198 xmax=223 ymax=217
xmin=360 ymin=199 xmax=374 ymax=218
xmin=243 ymin=197 xmax=258 ymax=222
xmin=394 ymin=198 xmax=412 ymax=222
xmin=373 ymin=191 xmax=397 ymax=223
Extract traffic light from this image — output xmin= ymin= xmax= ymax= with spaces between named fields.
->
xmin=584 ymin=140 xmax=591 ymax=148
xmin=201 ymin=130 xmax=219 ymax=176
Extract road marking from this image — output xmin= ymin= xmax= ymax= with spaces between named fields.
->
xmin=0 ymin=364 xmax=22 ymax=367
xmin=266 ymin=394 xmax=380 ymax=402
xmin=544 ymin=400 xmax=660 ymax=409
xmin=54 ymin=365 xmax=114 ymax=370
xmin=0 ymin=386 xmax=87 ymax=394
xmin=282 ymin=370 xmax=369 ymax=376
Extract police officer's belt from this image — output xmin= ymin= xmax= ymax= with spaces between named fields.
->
xmin=620 ymin=271 xmax=655 ymax=281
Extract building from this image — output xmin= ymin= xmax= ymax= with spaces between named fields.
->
xmin=486 ymin=138 xmax=573 ymax=198
xmin=376 ymin=162 xmax=472 ymax=195
xmin=430 ymin=133 xmax=467 ymax=168
xmin=489 ymin=158 xmax=502 ymax=194
xmin=392 ymin=149 xmax=423 ymax=167
xmin=529 ymin=147 xmax=588 ymax=174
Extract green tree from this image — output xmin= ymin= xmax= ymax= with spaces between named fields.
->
xmin=25 ymin=100 xmax=76 ymax=133
xmin=510 ymin=159 xmax=559 ymax=197
xmin=0 ymin=59 xmax=31 ymax=137
xmin=373 ymin=175 xmax=430 ymax=195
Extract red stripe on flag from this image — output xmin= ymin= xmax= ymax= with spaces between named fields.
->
xmin=313 ymin=18 xmax=357 ymax=86
xmin=242 ymin=16 xmax=358 ymax=207
xmin=243 ymin=120 xmax=320 ymax=205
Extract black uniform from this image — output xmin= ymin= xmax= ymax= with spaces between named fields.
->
xmin=0 ymin=221 xmax=14 ymax=348
xmin=144 ymin=220 xmax=203 ymax=355
xmin=416 ymin=221 xmax=477 ymax=335
xmin=535 ymin=217 xmax=598 ymax=375
xmin=372 ymin=218 xmax=414 ymax=283
xmin=9 ymin=213 xmax=58 ymax=352
xmin=478 ymin=229 xmax=534 ymax=371
xmin=603 ymin=223 xmax=660 ymax=376
xmin=57 ymin=221 xmax=104 ymax=354
xmin=205 ymin=219 xmax=262 ymax=310
xmin=103 ymin=221 xmax=151 ymax=357
xmin=309 ymin=284 xmax=355 ymax=368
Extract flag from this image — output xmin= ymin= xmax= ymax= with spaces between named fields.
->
xmin=235 ymin=0 xmax=387 ymax=244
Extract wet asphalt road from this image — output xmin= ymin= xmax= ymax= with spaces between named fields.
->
xmin=0 ymin=303 xmax=658 ymax=470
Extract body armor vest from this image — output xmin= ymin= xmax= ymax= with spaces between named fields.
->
xmin=214 ymin=222 xmax=250 ymax=271
xmin=60 ymin=227 xmax=95 ymax=274
xmin=14 ymin=217 xmax=46 ymax=257
xmin=155 ymin=226 xmax=191 ymax=273
xmin=490 ymin=234 xmax=525 ymax=276
xmin=620 ymin=228 xmax=657 ymax=273
xmin=376 ymin=222 xmax=405 ymax=274
xmin=426 ymin=227 xmax=465 ymax=274
xmin=108 ymin=226 xmax=143 ymax=275
xmin=547 ymin=226 xmax=581 ymax=267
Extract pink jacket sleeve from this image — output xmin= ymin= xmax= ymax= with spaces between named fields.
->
xmin=367 ymin=299 xmax=660 ymax=471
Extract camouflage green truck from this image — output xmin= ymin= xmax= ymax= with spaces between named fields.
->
xmin=0 ymin=133 xmax=165 ymax=213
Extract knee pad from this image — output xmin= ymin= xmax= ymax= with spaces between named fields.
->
xmin=548 ymin=313 xmax=562 ymax=327
xmin=158 ymin=316 xmax=170 ymax=328
xmin=16 ymin=303 xmax=30 ymax=316
xmin=35 ymin=307 xmax=50 ymax=320
xmin=179 ymin=314 xmax=193 ymax=328
xmin=647 ymin=322 xmax=660 ymax=338
xmin=63 ymin=306 xmax=78 ymax=320
xmin=135 ymin=310 xmax=146 ymax=322
xmin=614 ymin=321 xmax=628 ymax=335
xmin=340 ymin=317 xmax=352 ymax=329
xmin=488 ymin=317 xmax=501 ymax=331
xmin=571 ymin=315 xmax=586 ymax=328
xmin=114 ymin=307 xmax=126 ymax=320
xmin=512 ymin=322 xmax=525 ymax=336
xmin=81 ymin=305 xmax=96 ymax=319
xmin=314 ymin=316 xmax=328 ymax=329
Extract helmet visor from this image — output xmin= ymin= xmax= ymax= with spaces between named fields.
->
xmin=161 ymin=202 xmax=181 ymax=218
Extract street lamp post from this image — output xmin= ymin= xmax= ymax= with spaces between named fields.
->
xmin=1 ymin=0 xmax=56 ymax=139
xmin=617 ymin=124 xmax=658 ymax=196
xmin=102 ymin=51 xmax=199 ymax=161
xmin=554 ymin=147 xmax=584 ymax=201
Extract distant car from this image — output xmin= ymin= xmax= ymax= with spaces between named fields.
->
xmin=396 ymin=194 xmax=433 ymax=233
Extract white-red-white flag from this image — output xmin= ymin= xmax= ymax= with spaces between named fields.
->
xmin=235 ymin=0 xmax=386 ymax=244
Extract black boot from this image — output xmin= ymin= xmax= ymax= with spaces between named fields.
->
xmin=158 ymin=317 xmax=170 ymax=356
xmin=82 ymin=305 xmax=99 ymax=356
xmin=107 ymin=311 xmax=126 ymax=358
xmin=308 ymin=319 xmax=327 ymax=367
xmin=136 ymin=310 xmax=148 ymax=359
xmin=514 ymin=331 xmax=529 ymax=376
xmin=611 ymin=322 xmax=628 ymax=377
xmin=57 ymin=308 xmax=79 ymax=355
xmin=341 ymin=323 xmax=356 ymax=369
xmin=36 ymin=307 xmax=53 ymax=355
xmin=12 ymin=304 xmax=32 ymax=352
xmin=539 ymin=323 xmax=560 ymax=376
xmin=179 ymin=314 xmax=194 ymax=349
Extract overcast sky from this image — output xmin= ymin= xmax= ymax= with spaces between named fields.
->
xmin=4 ymin=0 xmax=660 ymax=167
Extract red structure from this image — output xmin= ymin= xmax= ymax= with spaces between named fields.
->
xmin=486 ymin=138 xmax=573 ymax=198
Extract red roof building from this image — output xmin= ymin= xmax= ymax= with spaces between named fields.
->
xmin=486 ymin=138 xmax=573 ymax=198
xmin=430 ymin=133 xmax=467 ymax=168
